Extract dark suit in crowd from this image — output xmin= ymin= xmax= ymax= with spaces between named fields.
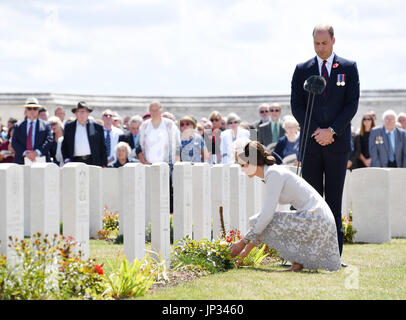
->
xmin=291 ymin=54 xmax=360 ymax=256
xmin=257 ymin=121 xmax=285 ymax=148
xmin=62 ymin=120 xmax=108 ymax=167
xmin=12 ymin=118 xmax=53 ymax=164
xmin=118 ymin=131 xmax=136 ymax=149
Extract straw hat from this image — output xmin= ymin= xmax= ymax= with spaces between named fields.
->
xmin=179 ymin=115 xmax=197 ymax=128
xmin=24 ymin=97 xmax=41 ymax=108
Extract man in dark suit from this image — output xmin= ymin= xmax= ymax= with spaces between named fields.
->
xmin=62 ymin=101 xmax=107 ymax=167
xmin=249 ymin=103 xmax=269 ymax=141
xmin=257 ymin=103 xmax=285 ymax=149
xmin=12 ymin=97 xmax=53 ymax=164
xmin=369 ymin=109 xmax=406 ymax=168
xmin=291 ymin=24 xmax=360 ymax=258
xmin=118 ymin=115 xmax=142 ymax=160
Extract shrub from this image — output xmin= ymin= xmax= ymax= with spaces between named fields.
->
xmin=343 ymin=214 xmax=357 ymax=243
xmin=104 ymin=256 xmax=157 ymax=299
xmin=171 ymin=236 xmax=237 ymax=273
xmin=98 ymin=207 xmax=119 ymax=241
xmin=0 ymin=233 xmax=105 ymax=300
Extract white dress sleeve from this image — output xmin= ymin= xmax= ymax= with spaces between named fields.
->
xmin=244 ymin=168 xmax=285 ymax=245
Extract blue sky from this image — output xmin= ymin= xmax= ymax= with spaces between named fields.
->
xmin=0 ymin=0 xmax=405 ymax=96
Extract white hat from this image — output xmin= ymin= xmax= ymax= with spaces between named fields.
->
xmin=24 ymin=97 xmax=41 ymax=108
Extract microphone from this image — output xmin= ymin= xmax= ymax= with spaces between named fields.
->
xmin=303 ymin=75 xmax=326 ymax=95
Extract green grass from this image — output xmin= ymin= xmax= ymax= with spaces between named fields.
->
xmin=89 ymin=238 xmax=406 ymax=300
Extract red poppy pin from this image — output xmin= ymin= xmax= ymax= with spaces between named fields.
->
xmin=332 ymin=63 xmax=339 ymax=69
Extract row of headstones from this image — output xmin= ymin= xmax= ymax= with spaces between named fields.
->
xmin=0 ymin=162 xmax=267 ymax=267
xmin=1 ymin=163 xmax=405 ymax=265
xmin=342 ymin=167 xmax=406 ymax=243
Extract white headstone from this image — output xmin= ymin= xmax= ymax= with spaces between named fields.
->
xmin=61 ymin=162 xmax=90 ymax=258
xmin=102 ymin=168 xmax=121 ymax=233
xmin=23 ymin=165 xmax=31 ymax=237
xmin=30 ymin=162 xmax=60 ymax=237
xmin=341 ymin=169 xmax=352 ymax=217
xmin=211 ymin=164 xmax=230 ymax=239
xmin=89 ymin=165 xmax=103 ymax=239
xmin=246 ymin=175 xmax=262 ymax=224
xmin=149 ymin=163 xmax=170 ymax=267
xmin=145 ymin=165 xmax=151 ymax=228
xmin=388 ymin=168 xmax=406 ymax=237
xmin=351 ymin=168 xmax=391 ymax=243
xmin=192 ymin=163 xmax=211 ymax=240
xmin=173 ymin=162 xmax=193 ymax=242
xmin=121 ymin=163 xmax=146 ymax=262
xmin=229 ymin=164 xmax=247 ymax=233
xmin=0 ymin=164 xmax=24 ymax=258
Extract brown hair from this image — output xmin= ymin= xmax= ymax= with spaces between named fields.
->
xmin=359 ymin=112 xmax=376 ymax=136
xmin=235 ymin=141 xmax=276 ymax=166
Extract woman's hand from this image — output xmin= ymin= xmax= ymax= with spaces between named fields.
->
xmin=230 ymin=240 xmax=245 ymax=257
xmin=237 ymin=243 xmax=256 ymax=260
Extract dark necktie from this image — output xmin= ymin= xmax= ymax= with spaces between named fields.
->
xmin=105 ymin=129 xmax=111 ymax=157
xmin=321 ymin=60 xmax=328 ymax=98
xmin=26 ymin=121 xmax=33 ymax=150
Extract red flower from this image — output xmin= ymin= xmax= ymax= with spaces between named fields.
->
xmin=333 ymin=63 xmax=339 ymax=69
xmin=94 ymin=264 xmax=104 ymax=275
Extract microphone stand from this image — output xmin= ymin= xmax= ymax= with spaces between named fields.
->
xmin=296 ymin=75 xmax=326 ymax=177
xmin=296 ymin=93 xmax=316 ymax=177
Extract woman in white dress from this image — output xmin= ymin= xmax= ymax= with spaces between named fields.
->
xmin=220 ymin=113 xmax=250 ymax=164
xmin=230 ymin=140 xmax=341 ymax=272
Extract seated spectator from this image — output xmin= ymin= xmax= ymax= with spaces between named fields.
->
xmin=369 ymin=109 xmax=406 ymax=168
xmin=179 ymin=115 xmax=209 ymax=163
xmin=110 ymin=141 xmax=134 ymax=168
xmin=273 ymin=115 xmax=300 ymax=165
xmin=353 ymin=112 xmax=375 ymax=168
xmin=220 ymin=112 xmax=250 ymax=164
xmin=48 ymin=116 xmax=64 ymax=166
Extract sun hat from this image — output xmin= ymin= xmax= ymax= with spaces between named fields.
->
xmin=24 ymin=97 xmax=41 ymax=108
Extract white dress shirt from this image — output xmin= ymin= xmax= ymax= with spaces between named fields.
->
xmin=74 ymin=121 xmax=91 ymax=156
xmin=316 ymin=53 xmax=335 ymax=77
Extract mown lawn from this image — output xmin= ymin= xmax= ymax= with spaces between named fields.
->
xmin=89 ymin=238 xmax=406 ymax=300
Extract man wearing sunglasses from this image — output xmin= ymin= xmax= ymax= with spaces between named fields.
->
xmin=12 ymin=97 xmax=53 ymax=164
xmin=257 ymin=103 xmax=285 ymax=148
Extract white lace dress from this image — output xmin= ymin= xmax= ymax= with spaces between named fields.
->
xmin=244 ymin=165 xmax=341 ymax=271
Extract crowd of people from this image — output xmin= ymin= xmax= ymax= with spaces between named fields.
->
xmin=1 ymin=97 xmax=406 ymax=170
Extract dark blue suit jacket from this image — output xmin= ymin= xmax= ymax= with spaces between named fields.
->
xmin=61 ymin=120 xmax=107 ymax=167
xmin=12 ymin=118 xmax=53 ymax=164
xmin=291 ymin=54 xmax=360 ymax=154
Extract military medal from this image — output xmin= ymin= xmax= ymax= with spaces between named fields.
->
xmin=337 ymin=74 xmax=346 ymax=86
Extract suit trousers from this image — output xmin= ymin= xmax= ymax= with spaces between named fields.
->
xmin=301 ymin=148 xmax=349 ymax=256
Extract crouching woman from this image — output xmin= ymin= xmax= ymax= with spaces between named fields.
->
xmin=230 ymin=140 xmax=341 ymax=272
